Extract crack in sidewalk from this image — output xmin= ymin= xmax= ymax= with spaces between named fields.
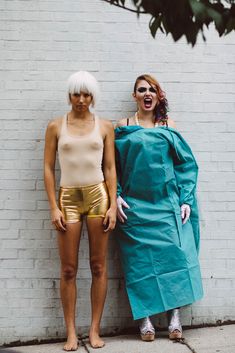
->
xmin=80 ymin=338 xmax=90 ymax=353
xmin=81 ymin=336 xmax=198 ymax=353
xmin=177 ymin=338 xmax=197 ymax=353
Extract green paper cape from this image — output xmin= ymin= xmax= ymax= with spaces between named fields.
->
xmin=115 ymin=126 xmax=203 ymax=320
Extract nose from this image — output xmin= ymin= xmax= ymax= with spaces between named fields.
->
xmin=78 ymin=94 xmax=85 ymax=103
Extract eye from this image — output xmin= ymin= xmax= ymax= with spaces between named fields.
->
xmin=137 ymin=87 xmax=147 ymax=93
xmin=84 ymin=93 xmax=90 ymax=98
xmin=73 ymin=93 xmax=80 ymax=97
xmin=149 ymin=87 xmax=157 ymax=93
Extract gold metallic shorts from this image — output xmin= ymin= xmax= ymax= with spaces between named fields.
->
xmin=59 ymin=182 xmax=110 ymax=223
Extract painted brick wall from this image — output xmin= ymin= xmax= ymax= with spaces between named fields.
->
xmin=0 ymin=0 xmax=235 ymax=345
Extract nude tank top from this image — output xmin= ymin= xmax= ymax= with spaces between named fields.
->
xmin=58 ymin=115 xmax=104 ymax=187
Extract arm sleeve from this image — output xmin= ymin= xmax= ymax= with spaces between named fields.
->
xmin=170 ymin=132 xmax=198 ymax=207
xmin=170 ymin=131 xmax=200 ymax=252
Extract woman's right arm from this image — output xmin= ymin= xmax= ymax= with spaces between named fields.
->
xmin=44 ymin=120 xmax=66 ymax=231
xmin=44 ymin=120 xmax=58 ymax=209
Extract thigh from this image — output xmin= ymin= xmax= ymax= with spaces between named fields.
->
xmin=57 ymin=222 xmax=83 ymax=267
xmin=86 ymin=218 xmax=109 ymax=261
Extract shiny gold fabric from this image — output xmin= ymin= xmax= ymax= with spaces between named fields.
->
xmin=59 ymin=182 xmax=109 ymax=223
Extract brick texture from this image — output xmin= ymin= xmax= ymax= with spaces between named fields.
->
xmin=0 ymin=0 xmax=235 ymax=345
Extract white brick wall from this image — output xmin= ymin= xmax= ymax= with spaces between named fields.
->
xmin=0 ymin=0 xmax=235 ymax=345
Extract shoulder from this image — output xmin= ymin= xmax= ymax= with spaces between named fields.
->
xmin=98 ymin=118 xmax=115 ymax=139
xmin=46 ymin=116 xmax=63 ymax=136
xmin=167 ymin=117 xmax=176 ymax=129
xmin=115 ymin=117 xmax=133 ymax=128
xmin=115 ymin=118 xmax=127 ymax=128
xmin=99 ymin=118 xmax=114 ymax=130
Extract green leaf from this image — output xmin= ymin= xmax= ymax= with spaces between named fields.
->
xmin=149 ymin=15 xmax=164 ymax=37
xmin=103 ymin=0 xmax=235 ymax=46
xmin=226 ymin=17 xmax=235 ymax=33
xmin=161 ymin=14 xmax=169 ymax=34
xmin=184 ymin=22 xmax=199 ymax=46
xmin=141 ymin=0 xmax=162 ymax=16
xmin=189 ymin=0 xmax=208 ymax=22
xmin=207 ymin=8 xmax=223 ymax=28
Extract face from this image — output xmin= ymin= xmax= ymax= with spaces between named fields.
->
xmin=133 ymin=80 xmax=158 ymax=112
xmin=69 ymin=91 xmax=93 ymax=112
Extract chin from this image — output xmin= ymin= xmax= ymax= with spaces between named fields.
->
xmin=143 ymin=107 xmax=154 ymax=112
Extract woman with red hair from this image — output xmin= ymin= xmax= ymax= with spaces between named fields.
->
xmin=115 ymin=74 xmax=203 ymax=341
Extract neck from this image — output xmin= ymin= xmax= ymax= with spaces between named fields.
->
xmin=137 ymin=109 xmax=155 ymax=122
xmin=135 ymin=110 xmax=158 ymax=128
xmin=69 ymin=109 xmax=93 ymax=121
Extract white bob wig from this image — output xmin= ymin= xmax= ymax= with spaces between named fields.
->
xmin=67 ymin=71 xmax=99 ymax=107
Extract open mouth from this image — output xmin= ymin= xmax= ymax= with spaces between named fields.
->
xmin=144 ymin=97 xmax=152 ymax=109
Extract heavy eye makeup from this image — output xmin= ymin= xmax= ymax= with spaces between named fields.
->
xmin=137 ymin=87 xmax=156 ymax=94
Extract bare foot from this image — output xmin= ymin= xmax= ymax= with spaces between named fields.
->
xmin=63 ymin=334 xmax=78 ymax=351
xmin=89 ymin=330 xmax=105 ymax=349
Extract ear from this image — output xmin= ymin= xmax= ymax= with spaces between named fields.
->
xmin=132 ymin=92 xmax=137 ymax=102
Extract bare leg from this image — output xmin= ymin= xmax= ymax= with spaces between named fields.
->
xmin=57 ymin=222 xmax=83 ymax=351
xmin=86 ymin=217 xmax=110 ymax=348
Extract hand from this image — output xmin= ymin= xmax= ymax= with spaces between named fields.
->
xmin=51 ymin=207 xmax=66 ymax=232
xmin=103 ymin=206 xmax=117 ymax=232
xmin=117 ymin=196 xmax=130 ymax=223
xmin=181 ymin=204 xmax=191 ymax=225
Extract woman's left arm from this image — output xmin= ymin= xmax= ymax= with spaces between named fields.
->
xmin=169 ymin=130 xmax=200 ymax=251
xmin=102 ymin=120 xmax=117 ymax=231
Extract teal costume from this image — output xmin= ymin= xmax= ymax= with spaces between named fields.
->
xmin=115 ymin=126 xmax=203 ymax=320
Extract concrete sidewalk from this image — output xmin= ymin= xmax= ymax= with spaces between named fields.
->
xmin=0 ymin=324 xmax=234 ymax=353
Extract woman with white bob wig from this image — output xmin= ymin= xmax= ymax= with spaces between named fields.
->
xmin=44 ymin=71 xmax=117 ymax=351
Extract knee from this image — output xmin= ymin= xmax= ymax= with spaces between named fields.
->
xmin=90 ymin=259 xmax=106 ymax=278
xmin=61 ymin=265 xmax=77 ymax=281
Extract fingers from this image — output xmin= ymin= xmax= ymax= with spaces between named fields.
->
xmin=104 ymin=217 xmax=116 ymax=232
xmin=181 ymin=204 xmax=191 ymax=225
xmin=182 ymin=216 xmax=187 ymax=225
xmin=117 ymin=196 xmax=129 ymax=223
xmin=103 ymin=214 xmax=108 ymax=228
xmin=122 ymin=200 xmax=130 ymax=209
xmin=58 ymin=218 xmax=67 ymax=231
xmin=117 ymin=203 xmax=127 ymax=223
xmin=117 ymin=196 xmax=130 ymax=209
xmin=103 ymin=211 xmax=116 ymax=232
xmin=183 ymin=209 xmax=190 ymax=224
xmin=117 ymin=210 xmax=125 ymax=223
xmin=52 ymin=217 xmax=66 ymax=232
xmin=60 ymin=214 xmax=67 ymax=231
xmin=181 ymin=207 xmax=186 ymax=221
xmin=118 ymin=206 xmax=127 ymax=220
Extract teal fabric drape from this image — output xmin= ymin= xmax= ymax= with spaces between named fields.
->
xmin=115 ymin=126 xmax=203 ymax=320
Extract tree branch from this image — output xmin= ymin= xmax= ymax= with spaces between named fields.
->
xmin=101 ymin=0 xmax=147 ymax=14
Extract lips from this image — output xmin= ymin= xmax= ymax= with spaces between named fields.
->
xmin=144 ymin=97 xmax=152 ymax=109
